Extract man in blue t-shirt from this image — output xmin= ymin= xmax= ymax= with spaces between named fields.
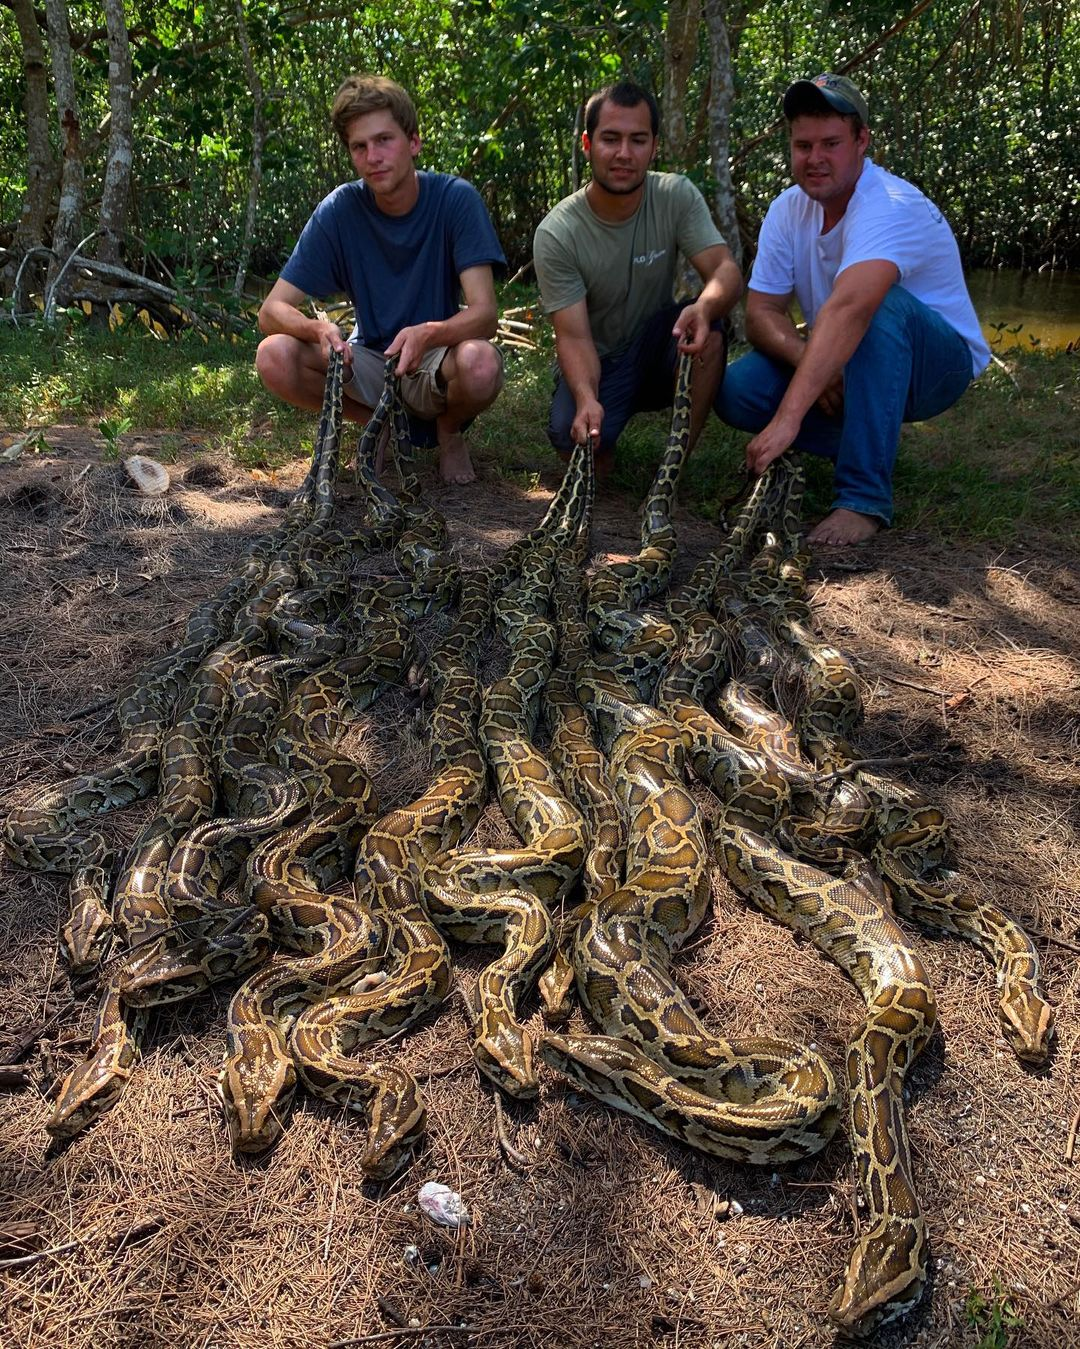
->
xmin=256 ymin=74 xmax=506 ymax=485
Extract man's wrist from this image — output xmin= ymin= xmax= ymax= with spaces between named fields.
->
xmin=771 ymin=398 xmax=808 ymax=437
xmin=679 ymin=296 xmax=708 ymax=328
xmin=407 ymin=321 xmax=437 ymax=353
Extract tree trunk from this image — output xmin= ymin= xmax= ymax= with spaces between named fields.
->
xmin=44 ymin=0 xmax=85 ymax=313
xmin=1038 ymin=0 xmax=1063 ymax=104
xmin=232 ymin=0 xmax=266 ymax=298
xmin=661 ymin=0 xmax=702 ymax=170
xmin=570 ymin=99 xmax=583 ymax=192
xmin=96 ymin=0 xmax=133 ymax=268
xmin=704 ymin=0 xmax=741 ymax=269
xmin=10 ymin=0 xmax=55 ymax=268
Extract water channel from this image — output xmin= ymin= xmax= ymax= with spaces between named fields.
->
xmin=967 ymin=268 xmax=1080 ymax=351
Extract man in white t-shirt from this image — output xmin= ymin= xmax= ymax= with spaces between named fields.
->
xmin=716 ymin=73 xmax=989 ymax=545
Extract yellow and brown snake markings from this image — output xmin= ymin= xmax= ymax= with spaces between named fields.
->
xmin=285 ymin=568 xmax=491 ymax=1174
xmin=553 ymin=659 xmax=841 ymax=1162
xmin=4 ymin=346 xmax=1058 ymax=1338
xmin=721 ymin=831 xmax=937 ymax=1332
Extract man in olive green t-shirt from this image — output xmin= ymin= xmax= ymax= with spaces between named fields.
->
xmin=533 ymin=80 xmax=743 ymax=473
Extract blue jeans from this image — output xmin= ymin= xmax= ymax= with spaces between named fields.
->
xmin=548 ymin=302 xmax=726 ymax=456
xmin=715 ymin=286 xmax=973 ymax=524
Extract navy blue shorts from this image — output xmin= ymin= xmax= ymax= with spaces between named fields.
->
xmin=547 ymin=301 xmax=723 ymax=456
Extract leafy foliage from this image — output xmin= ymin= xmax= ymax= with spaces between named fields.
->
xmin=963 ymin=1277 xmax=1026 ymax=1349
xmin=0 ymin=0 xmax=1076 ymax=284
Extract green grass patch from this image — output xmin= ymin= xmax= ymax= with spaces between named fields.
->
xmin=1 ymin=313 xmax=1076 ymax=548
xmin=963 ymin=1278 xmax=1025 ymax=1349
xmin=892 ymin=355 xmax=1080 ymax=539
xmin=0 ymin=320 xmax=309 ymax=450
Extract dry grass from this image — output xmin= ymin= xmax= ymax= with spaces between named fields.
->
xmin=1 ymin=442 xmax=1079 ymax=1349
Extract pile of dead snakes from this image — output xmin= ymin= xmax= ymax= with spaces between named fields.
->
xmin=2 ymin=351 xmax=1054 ymax=1338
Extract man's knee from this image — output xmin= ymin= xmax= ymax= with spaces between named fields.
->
xmin=714 ymin=350 xmax=784 ymax=431
xmin=254 ymin=333 xmax=282 ymax=387
xmin=875 ymin=283 xmax=916 ymax=320
xmin=447 ymin=340 xmax=503 ymax=407
xmin=255 ymin=332 xmax=302 ymax=396
xmin=856 ymin=284 xmax=919 ymax=353
xmin=546 ymin=403 xmax=574 ymax=455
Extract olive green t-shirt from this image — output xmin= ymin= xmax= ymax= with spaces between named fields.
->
xmin=533 ymin=172 xmax=725 ymax=358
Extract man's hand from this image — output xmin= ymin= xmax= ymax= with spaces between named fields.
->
xmin=314 ymin=320 xmax=352 ymax=366
xmin=672 ymin=300 xmax=712 ymax=356
xmin=745 ymin=411 xmax=802 ymax=476
xmin=384 ymin=323 xmax=433 ymax=376
xmin=816 ymin=371 xmax=844 ymax=418
xmin=571 ymin=396 xmax=604 ymax=448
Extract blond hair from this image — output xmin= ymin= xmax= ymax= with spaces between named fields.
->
xmin=330 ymin=75 xmax=419 ymax=144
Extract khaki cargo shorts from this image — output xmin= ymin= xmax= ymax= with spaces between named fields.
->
xmin=345 ymin=341 xmax=449 ymax=421
xmin=345 ymin=339 xmax=505 ymax=423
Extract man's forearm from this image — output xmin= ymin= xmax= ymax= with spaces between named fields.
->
xmin=412 ymin=302 xmax=498 ymax=352
xmin=697 ymin=258 xmax=744 ymax=322
xmin=258 ymin=298 xmax=326 ymax=342
xmin=746 ymin=304 xmax=807 ymax=370
xmin=556 ymin=332 xmax=602 ymax=406
xmin=743 ymin=259 xmax=898 ymax=475
xmin=772 ymin=296 xmax=874 ymax=426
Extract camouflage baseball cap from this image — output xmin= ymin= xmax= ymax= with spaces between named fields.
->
xmin=783 ymin=73 xmax=869 ymax=123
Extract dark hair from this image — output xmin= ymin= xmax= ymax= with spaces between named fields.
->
xmin=331 ymin=74 xmax=419 ymax=144
xmin=584 ymin=80 xmax=659 ymax=138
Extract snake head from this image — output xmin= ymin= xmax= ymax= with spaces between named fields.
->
xmin=472 ymin=1024 xmax=540 ymax=1101
xmin=61 ymin=865 xmax=115 ymax=974
xmin=47 ymin=1055 xmax=128 ymax=1142
xmin=219 ymin=1044 xmax=297 ymax=1155
xmin=999 ymin=988 xmax=1055 ymax=1067
xmin=829 ymin=1216 xmax=928 ymax=1336
xmin=538 ymin=953 xmax=576 ymax=1026
xmin=358 ymin=1064 xmax=427 ymax=1180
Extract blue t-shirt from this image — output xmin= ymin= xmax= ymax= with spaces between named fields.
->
xmin=280 ymin=171 xmax=506 ymax=352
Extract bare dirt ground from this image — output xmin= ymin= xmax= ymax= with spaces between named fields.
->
xmin=1 ymin=433 xmax=1078 ymax=1349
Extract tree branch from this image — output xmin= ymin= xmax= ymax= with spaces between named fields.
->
xmin=732 ymin=0 xmax=937 ymax=167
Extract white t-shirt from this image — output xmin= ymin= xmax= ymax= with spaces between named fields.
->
xmin=750 ymin=160 xmax=990 ymax=377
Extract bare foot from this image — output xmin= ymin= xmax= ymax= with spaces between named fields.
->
xmin=806 ymin=507 xmax=880 ymax=547
xmin=438 ymin=433 xmax=475 ymax=485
